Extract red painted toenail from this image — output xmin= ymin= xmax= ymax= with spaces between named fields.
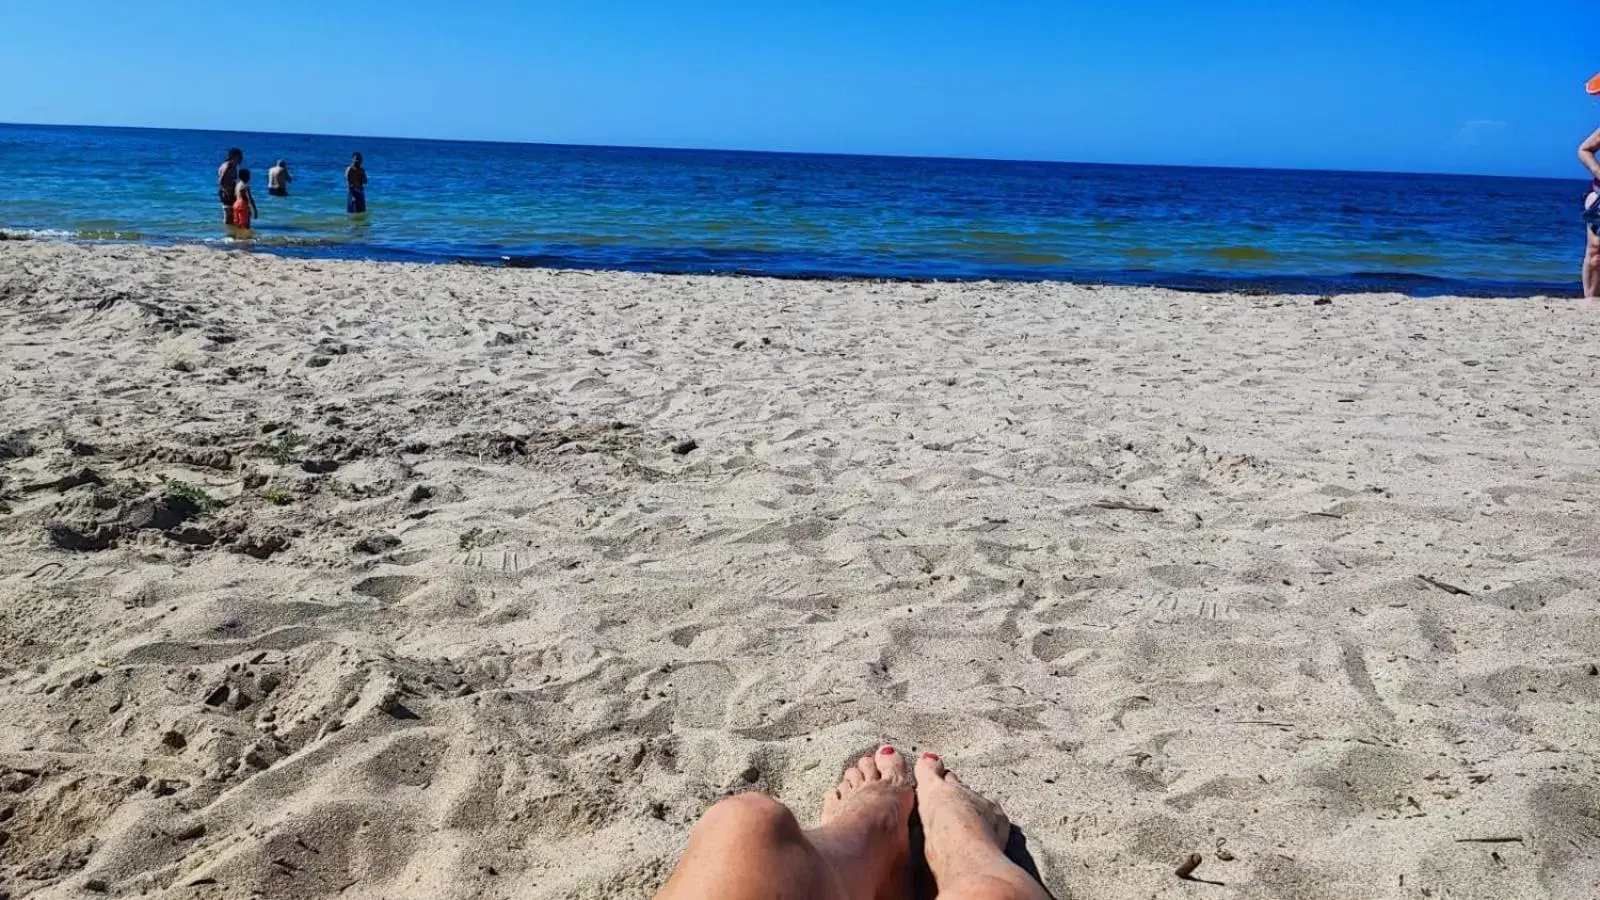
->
xmin=922 ymin=752 xmax=941 ymax=761
xmin=880 ymin=746 xmax=896 ymax=755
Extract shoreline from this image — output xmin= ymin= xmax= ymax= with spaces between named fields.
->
xmin=0 ymin=229 xmax=1579 ymax=300
xmin=2 ymin=240 xmax=1598 ymax=899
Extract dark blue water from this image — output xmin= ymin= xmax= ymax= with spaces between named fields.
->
xmin=0 ymin=123 xmax=1585 ymax=296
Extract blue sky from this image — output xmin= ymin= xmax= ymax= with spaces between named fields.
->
xmin=0 ymin=0 xmax=1593 ymax=176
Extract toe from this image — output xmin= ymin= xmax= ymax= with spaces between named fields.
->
xmin=843 ymin=766 xmax=865 ymax=788
xmin=916 ymin=752 xmax=948 ymax=784
xmin=875 ymin=745 xmax=906 ymax=781
xmin=857 ymin=755 xmax=881 ymax=781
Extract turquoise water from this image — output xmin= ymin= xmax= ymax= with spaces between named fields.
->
xmin=0 ymin=123 xmax=1585 ymax=296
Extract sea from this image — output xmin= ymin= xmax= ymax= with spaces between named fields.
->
xmin=0 ymin=123 xmax=1586 ymax=296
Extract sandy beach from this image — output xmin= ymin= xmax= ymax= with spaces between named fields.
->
xmin=2 ymin=238 xmax=1599 ymax=899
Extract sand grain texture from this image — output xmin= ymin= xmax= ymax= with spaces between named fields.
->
xmin=1 ymin=241 xmax=1599 ymax=899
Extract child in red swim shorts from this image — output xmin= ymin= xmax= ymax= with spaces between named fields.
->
xmin=232 ymin=169 xmax=259 ymax=231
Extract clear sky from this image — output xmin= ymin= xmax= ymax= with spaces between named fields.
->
xmin=1 ymin=0 xmax=1593 ymax=177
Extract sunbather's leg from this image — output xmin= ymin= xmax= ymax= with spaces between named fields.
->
xmin=914 ymin=753 xmax=1050 ymax=900
xmin=655 ymin=745 xmax=915 ymax=900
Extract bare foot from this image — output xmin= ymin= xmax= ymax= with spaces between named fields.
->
xmin=823 ymin=745 xmax=917 ymax=826
xmin=813 ymin=746 xmax=916 ymax=900
xmin=916 ymin=753 xmax=1049 ymax=900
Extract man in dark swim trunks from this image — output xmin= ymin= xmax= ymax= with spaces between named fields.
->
xmin=218 ymin=148 xmax=243 ymax=225
xmin=268 ymin=160 xmax=291 ymax=198
xmin=346 ymin=152 xmax=368 ymax=214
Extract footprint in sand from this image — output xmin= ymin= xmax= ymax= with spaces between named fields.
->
xmin=352 ymin=575 xmax=426 ymax=603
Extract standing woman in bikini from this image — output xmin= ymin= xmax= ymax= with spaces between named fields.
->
xmin=1577 ymin=127 xmax=1600 ymax=298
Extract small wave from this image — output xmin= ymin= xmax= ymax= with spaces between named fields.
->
xmin=1121 ymin=246 xmax=1173 ymax=259
xmin=77 ymin=229 xmax=146 ymax=240
xmin=1 ymin=227 xmax=76 ymax=240
xmin=1206 ymin=245 xmax=1278 ymax=262
xmin=962 ymin=229 xmax=1028 ymax=245
xmin=1348 ymin=252 xmax=1445 ymax=267
xmin=1344 ymin=270 xmax=1453 ymax=285
xmin=996 ymin=252 xmax=1068 ymax=266
xmin=243 ymin=235 xmax=349 ymax=248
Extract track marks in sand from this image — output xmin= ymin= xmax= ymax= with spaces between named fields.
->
xmin=455 ymin=548 xmax=537 ymax=573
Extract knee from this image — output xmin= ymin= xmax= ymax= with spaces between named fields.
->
xmin=693 ymin=793 xmax=804 ymax=845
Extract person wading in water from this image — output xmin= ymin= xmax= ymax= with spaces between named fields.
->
xmin=217 ymin=148 xmax=243 ymax=226
xmin=346 ymin=152 xmax=368 ymax=215
xmin=268 ymin=159 xmax=292 ymax=198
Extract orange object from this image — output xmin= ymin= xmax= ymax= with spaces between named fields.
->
xmin=1588 ymin=72 xmax=1600 ymax=95
xmin=232 ymin=197 xmax=250 ymax=228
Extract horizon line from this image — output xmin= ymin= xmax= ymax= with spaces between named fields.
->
xmin=0 ymin=118 xmax=1576 ymax=184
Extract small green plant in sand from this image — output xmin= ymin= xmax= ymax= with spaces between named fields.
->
xmin=458 ymin=527 xmax=484 ymax=552
xmin=162 ymin=478 xmax=221 ymax=511
xmin=268 ymin=429 xmax=305 ymax=466
xmin=262 ymin=487 xmax=293 ymax=506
